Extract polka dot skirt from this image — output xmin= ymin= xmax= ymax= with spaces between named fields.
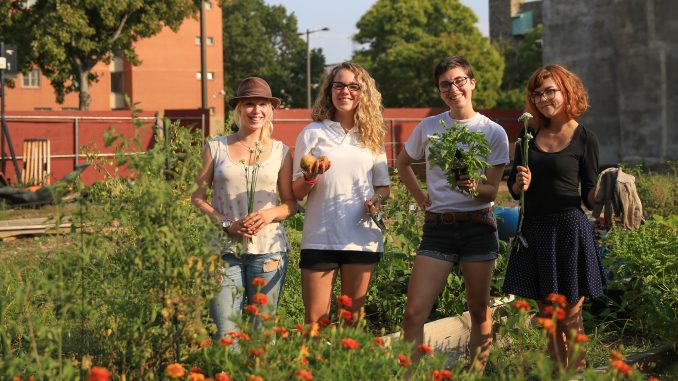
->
xmin=502 ymin=208 xmax=606 ymax=304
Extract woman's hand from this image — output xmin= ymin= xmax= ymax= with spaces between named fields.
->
xmin=415 ymin=193 xmax=432 ymax=211
xmin=515 ymin=165 xmax=531 ymax=191
xmin=304 ymin=156 xmax=331 ymax=180
xmin=364 ymin=194 xmax=383 ymax=216
xmin=456 ymin=175 xmax=477 ymax=194
xmin=241 ymin=209 xmax=275 ymax=235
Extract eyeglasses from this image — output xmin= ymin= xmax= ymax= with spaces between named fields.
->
xmin=438 ymin=77 xmax=469 ymax=92
xmin=531 ymin=88 xmax=560 ymax=103
xmin=332 ymin=82 xmax=361 ymax=92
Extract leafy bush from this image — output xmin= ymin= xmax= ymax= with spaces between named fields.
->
xmin=624 ymin=162 xmax=678 ymax=217
xmin=602 ymin=215 xmax=678 ymax=344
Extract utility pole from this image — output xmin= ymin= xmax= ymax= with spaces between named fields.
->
xmin=200 ymin=1 xmax=207 ymax=110
xmin=0 ymin=41 xmax=22 ymax=182
xmin=302 ymin=27 xmax=329 ymax=109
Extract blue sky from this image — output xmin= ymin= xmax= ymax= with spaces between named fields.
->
xmin=263 ymin=0 xmax=489 ymax=64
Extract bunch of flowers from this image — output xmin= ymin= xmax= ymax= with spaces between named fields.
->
xmin=428 ymin=119 xmax=491 ymax=198
xmin=239 ymin=140 xmax=265 ymax=243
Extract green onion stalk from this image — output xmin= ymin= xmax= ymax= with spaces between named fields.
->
xmin=516 ymin=112 xmax=533 ymax=232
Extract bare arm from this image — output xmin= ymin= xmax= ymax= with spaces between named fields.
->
xmin=364 ymin=185 xmax=391 ymax=214
xmin=292 ymin=156 xmax=331 ymax=201
xmin=395 ymin=149 xmax=431 ymax=210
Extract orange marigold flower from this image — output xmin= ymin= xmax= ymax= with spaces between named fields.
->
xmin=188 ymin=373 xmax=205 ymax=381
xmin=227 ymin=331 xmax=238 ymax=338
xmin=337 ymin=295 xmax=353 ymax=308
xmin=546 ymin=293 xmax=568 ymax=308
xmin=513 ymin=300 xmax=531 ymax=312
xmin=273 ymin=326 xmax=289 ymax=338
xmin=88 ymin=367 xmax=111 ymax=381
xmin=238 ymin=332 xmax=251 ymax=341
xmin=305 ymin=322 xmax=320 ymax=338
xmin=248 ymin=375 xmax=263 ymax=381
xmin=166 ymin=363 xmax=186 ymax=378
xmin=296 ymin=369 xmax=313 ymax=380
xmin=215 ymin=373 xmax=231 ymax=381
xmin=319 ymin=318 xmax=331 ymax=327
xmin=244 ymin=304 xmax=259 ymax=315
xmin=198 ymin=338 xmax=212 ymax=348
xmin=398 ymin=354 xmax=411 ymax=367
xmin=13 ymin=377 xmax=22 ymax=381
xmin=647 ymin=378 xmax=659 ymax=381
xmin=573 ymin=333 xmax=589 ymax=343
xmin=610 ymin=360 xmax=632 ymax=375
xmin=260 ymin=313 xmax=271 ymax=321
xmin=542 ymin=305 xmax=554 ymax=317
xmin=554 ymin=308 xmax=566 ymax=321
xmin=536 ymin=317 xmax=556 ymax=335
xmin=417 ymin=344 xmax=433 ymax=354
xmin=219 ymin=337 xmax=235 ymax=347
xmin=250 ymin=348 xmax=265 ymax=357
xmin=610 ymin=349 xmax=625 ymax=361
xmin=252 ymin=293 xmax=268 ymax=306
xmin=374 ymin=337 xmax=385 ymax=346
xmin=299 ymin=344 xmax=310 ymax=357
xmin=341 ymin=338 xmax=360 ymax=350
xmin=252 ymin=277 xmax=267 ymax=287
xmin=338 ymin=308 xmax=352 ymax=321
xmin=432 ymin=369 xmax=453 ymax=381
xmin=190 ymin=368 xmax=205 ymax=375
xmin=299 ymin=356 xmax=309 ymax=365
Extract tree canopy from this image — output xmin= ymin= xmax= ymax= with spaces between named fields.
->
xmin=9 ymin=0 xmax=202 ymax=110
xmin=221 ymin=0 xmax=326 ymax=109
xmin=353 ymin=0 xmax=504 ymax=109
xmin=495 ymin=25 xmax=543 ymax=108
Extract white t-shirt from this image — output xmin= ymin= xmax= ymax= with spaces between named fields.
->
xmin=293 ymin=119 xmax=390 ymax=252
xmin=209 ymin=135 xmax=291 ymax=254
xmin=404 ymin=111 xmax=509 ymax=212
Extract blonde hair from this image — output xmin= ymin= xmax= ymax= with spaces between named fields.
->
xmin=311 ymin=62 xmax=386 ymax=154
xmin=232 ymin=100 xmax=274 ymax=141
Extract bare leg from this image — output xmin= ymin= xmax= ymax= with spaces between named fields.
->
xmin=460 ymin=260 xmax=495 ymax=373
xmin=301 ymin=268 xmax=337 ymax=323
xmin=339 ymin=263 xmax=376 ymax=324
xmin=561 ymin=296 xmax=586 ymax=370
xmin=402 ymin=255 xmax=454 ymax=361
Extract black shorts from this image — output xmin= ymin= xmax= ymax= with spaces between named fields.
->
xmin=299 ymin=249 xmax=383 ymax=270
xmin=417 ymin=220 xmax=499 ymax=263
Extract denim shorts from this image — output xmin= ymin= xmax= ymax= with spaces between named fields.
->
xmin=417 ymin=220 xmax=499 ymax=263
xmin=299 ymin=249 xmax=382 ymax=270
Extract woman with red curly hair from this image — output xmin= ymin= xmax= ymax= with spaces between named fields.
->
xmin=503 ymin=65 xmax=606 ymax=370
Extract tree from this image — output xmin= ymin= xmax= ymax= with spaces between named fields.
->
xmin=495 ymin=25 xmax=543 ymax=108
xmin=221 ymin=0 xmax=326 ymax=109
xmin=353 ymin=0 xmax=504 ymax=109
xmin=11 ymin=0 xmax=202 ymax=110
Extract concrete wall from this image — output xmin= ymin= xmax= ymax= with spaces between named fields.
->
xmin=542 ymin=0 xmax=676 ymax=165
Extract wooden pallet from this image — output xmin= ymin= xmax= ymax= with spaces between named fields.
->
xmin=22 ymin=138 xmax=51 ymax=186
xmin=0 ymin=217 xmax=71 ymax=239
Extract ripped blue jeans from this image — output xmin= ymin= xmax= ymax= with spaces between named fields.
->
xmin=210 ymin=251 xmax=288 ymax=339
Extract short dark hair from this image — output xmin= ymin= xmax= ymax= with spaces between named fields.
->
xmin=433 ymin=56 xmax=475 ymax=82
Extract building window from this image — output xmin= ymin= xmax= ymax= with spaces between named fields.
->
xmin=196 ymin=72 xmax=215 ymax=80
xmin=195 ymin=36 xmax=214 ymax=45
xmin=111 ymin=72 xmax=124 ymax=93
xmin=22 ymin=68 xmax=40 ymax=88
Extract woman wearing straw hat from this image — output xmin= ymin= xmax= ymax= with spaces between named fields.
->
xmin=192 ymin=77 xmax=297 ymax=338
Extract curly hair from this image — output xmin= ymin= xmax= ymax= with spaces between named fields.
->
xmin=232 ymin=100 xmax=275 ymax=141
xmin=311 ymin=62 xmax=385 ymax=154
xmin=525 ymin=64 xmax=589 ymax=129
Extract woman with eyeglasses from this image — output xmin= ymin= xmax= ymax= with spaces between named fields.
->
xmin=292 ymin=62 xmax=390 ymax=325
xmin=502 ymin=64 xmax=605 ymax=370
xmin=395 ymin=56 xmax=509 ymax=372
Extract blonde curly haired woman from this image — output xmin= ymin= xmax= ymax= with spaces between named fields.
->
xmin=292 ymin=62 xmax=390 ymax=325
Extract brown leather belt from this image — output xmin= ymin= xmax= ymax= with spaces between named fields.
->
xmin=424 ymin=208 xmax=497 ymax=230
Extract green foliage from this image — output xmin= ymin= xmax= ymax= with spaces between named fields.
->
xmin=9 ymin=0 xmax=201 ymax=109
xmin=427 ymin=120 xmax=491 ymax=198
xmin=221 ymin=0 xmax=326 ymax=108
xmin=603 ymin=215 xmax=678 ymax=344
xmin=623 ymin=162 xmax=678 ymax=217
xmin=352 ymin=0 xmax=504 ymax=108
xmin=494 ymin=25 xmax=543 ymax=109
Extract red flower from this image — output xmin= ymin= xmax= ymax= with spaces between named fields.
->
xmin=374 ymin=337 xmax=385 ymax=346
xmin=296 ymin=323 xmax=304 ymax=333
xmin=417 ymin=344 xmax=433 ymax=354
xmin=338 ymin=308 xmax=352 ymax=321
xmin=250 ymin=348 xmax=265 ymax=357
xmin=338 ymin=295 xmax=353 ymax=308
xmin=295 ymin=369 xmax=313 ymax=380
xmin=252 ymin=277 xmax=267 ymax=287
xmin=248 ymin=375 xmax=263 ymax=381
xmin=341 ymin=338 xmax=360 ymax=350
xmin=647 ymin=378 xmax=660 ymax=381
xmin=166 ymin=363 xmax=186 ymax=378
xmin=610 ymin=349 xmax=624 ymax=361
xmin=546 ymin=293 xmax=568 ymax=308
xmin=273 ymin=326 xmax=289 ymax=338
xmin=513 ymin=300 xmax=531 ymax=312
xmin=215 ymin=373 xmax=231 ymax=381
xmin=244 ymin=304 xmax=259 ymax=315
xmin=542 ymin=305 xmax=554 ymax=317
xmin=536 ymin=317 xmax=556 ymax=335
xmin=610 ymin=360 xmax=632 ymax=375
xmin=432 ymin=369 xmax=453 ymax=381
xmin=319 ymin=319 xmax=331 ymax=327
xmin=188 ymin=373 xmax=205 ymax=381
xmin=260 ymin=313 xmax=271 ymax=321
xmin=554 ymin=308 xmax=565 ymax=320
xmin=198 ymin=338 xmax=212 ymax=348
xmin=219 ymin=337 xmax=234 ymax=347
xmin=398 ymin=354 xmax=411 ymax=367
xmin=252 ymin=293 xmax=268 ymax=306
xmin=88 ymin=367 xmax=111 ymax=381
xmin=573 ymin=333 xmax=589 ymax=343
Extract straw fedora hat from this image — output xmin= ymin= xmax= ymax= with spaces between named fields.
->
xmin=228 ymin=77 xmax=281 ymax=109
